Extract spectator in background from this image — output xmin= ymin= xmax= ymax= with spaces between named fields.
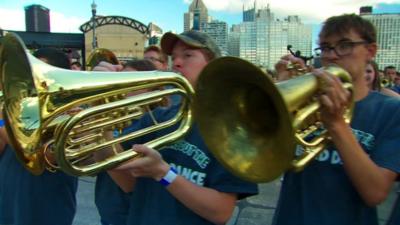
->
xmin=383 ymin=66 xmax=400 ymax=94
xmin=123 ymin=59 xmax=157 ymax=72
xmin=365 ymin=61 xmax=399 ymax=97
xmin=384 ymin=65 xmax=397 ymax=85
xmin=71 ymin=61 xmax=83 ymax=70
xmin=392 ymin=70 xmax=400 ymax=94
xmin=34 ymin=47 xmax=71 ymax=69
xmin=144 ymin=45 xmax=168 ymax=71
xmin=144 ymin=45 xmax=182 ymax=106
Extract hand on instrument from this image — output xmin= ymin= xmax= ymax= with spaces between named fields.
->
xmin=114 ymin=144 xmax=170 ymax=181
xmin=92 ymin=61 xmax=123 ymax=72
xmin=313 ymin=69 xmax=352 ymax=129
xmin=275 ymin=54 xmax=308 ymax=81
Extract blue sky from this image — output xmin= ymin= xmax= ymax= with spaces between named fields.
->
xmin=1 ymin=0 xmax=399 ymax=45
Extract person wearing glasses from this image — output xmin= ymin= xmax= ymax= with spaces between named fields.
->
xmin=273 ymin=14 xmax=400 ymax=225
xmin=144 ymin=45 xmax=181 ymax=106
xmin=143 ymin=45 xmax=168 ymax=71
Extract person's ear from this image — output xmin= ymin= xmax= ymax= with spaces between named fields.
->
xmin=366 ymin=43 xmax=377 ymax=60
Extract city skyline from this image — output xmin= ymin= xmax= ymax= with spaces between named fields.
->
xmin=1 ymin=0 xmax=399 ymax=35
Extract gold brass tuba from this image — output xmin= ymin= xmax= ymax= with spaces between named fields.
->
xmin=86 ymin=48 xmax=119 ymax=71
xmin=194 ymin=57 xmax=353 ymax=183
xmin=0 ymin=32 xmax=194 ymax=176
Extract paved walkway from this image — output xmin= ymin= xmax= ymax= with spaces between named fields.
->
xmin=73 ymin=177 xmax=399 ymax=225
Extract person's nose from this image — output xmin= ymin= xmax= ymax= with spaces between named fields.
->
xmin=172 ymin=57 xmax=182 ymax=70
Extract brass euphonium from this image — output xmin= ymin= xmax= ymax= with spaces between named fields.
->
xmin=194 ymin=57 xmax=353 ymax=183
xmin=86 ymin=48 xmax=119 ymax=71
xmin=0 ymin=32 xmax=194 ymax=176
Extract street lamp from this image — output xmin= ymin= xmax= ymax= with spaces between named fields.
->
xmin=91 ymin=0 xmax=97 ymax=50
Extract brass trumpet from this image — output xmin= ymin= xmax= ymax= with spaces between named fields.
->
xmin=0 ymin=32 xmax=194 ymax=176
xmin=381 ymin=78 xmax=392 ymax=88
xmin=194 ymin=57 xmax=353 ymax=182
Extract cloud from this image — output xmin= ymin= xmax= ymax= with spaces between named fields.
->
xmin=0 ymin=8 xmax=25 ymax=31
xmin=50 ymin=11 xmax=87 ymax=33
xmin=184 ymin=0 xmax=400 ymax=23
xmin=0 ymin=8 xmax=86 ymax=33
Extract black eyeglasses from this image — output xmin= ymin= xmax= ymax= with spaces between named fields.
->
xmin=314 ymin=41 xmax=368 ymax=57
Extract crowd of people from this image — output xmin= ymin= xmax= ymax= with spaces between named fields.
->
xmin=0 ymin=13 xmax=399 ymax=225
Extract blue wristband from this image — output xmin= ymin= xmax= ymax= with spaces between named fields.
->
xmin=159 ymin=167 xmax=178 ymax=187
xmin=0 ymin=119 xmax=4 ymax=128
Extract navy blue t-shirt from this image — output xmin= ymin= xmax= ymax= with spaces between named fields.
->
xmin=390 ymin=85 xmax=400 ymax=94
xmin=120 ymin=104 xmax=259 ymax=225
xmin=95 ymin=171 xmax=131 ymax=225
xmin=273 ymin=92 xmax=400 ymax=225
xmin=0 ymin=145 xmax=78 ymax=225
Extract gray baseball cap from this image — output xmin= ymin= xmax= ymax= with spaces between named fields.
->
xmin=161 ymin=30 xmax=221 ymax=59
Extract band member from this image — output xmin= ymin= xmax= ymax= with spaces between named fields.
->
xmin=96 ymin=30 xmax=259 ymax=225
xmin=272 ymin=14 xmax=400 ymax=225
xmin=94 ymin=59 xmax=157 ymax=225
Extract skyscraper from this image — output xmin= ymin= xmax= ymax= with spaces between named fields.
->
xmin=228 ymin=25 xmax=241 ymax=56
xmin=184 ymin=0 xmax=209 ymax=31
xmin=203 ymin=20 xmax=228 ymax=55
xmin=243 ymin=1 xmax=256 ymax=22
xmin=361 ymin=6 xmax=400 ymax=69
xmin=232 ymin=4 xmax=312 ymax=69
xmin=25 ymin=4 xmax=50 ymax=32
xmin=148 ymin=22 xmax=163 ymax=45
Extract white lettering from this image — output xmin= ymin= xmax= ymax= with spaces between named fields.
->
xmin=169 ymin=163 xmax=206 ymax=186
xmin=330 ymin=151 xmax=342 ymax=164
xmin=182 ymin=167 xmax=192 ymax=178
xmin=316 ymin=150 xmax=330 ymax=161
xmin=197 ymin=173 xmax=206 ymax=185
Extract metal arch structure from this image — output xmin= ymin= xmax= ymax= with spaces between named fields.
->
xmin=79 ymin=15 xmax=149 ymax=36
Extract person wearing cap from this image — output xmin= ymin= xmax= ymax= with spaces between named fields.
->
xmin=97 ymin=30 xmax=258 ymax=225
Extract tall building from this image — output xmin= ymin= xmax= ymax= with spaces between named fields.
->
xmin=184 ymin=0 xmax=209 ymax=31
xmin=232 ymin=4 xmax=312 ymax=69
xmin=25 ymin=4 xmax=50 ymax=32
xmin=361 ymin=7 xmax=400 ymax=69
xmin=148 ymin=22 xmax=163 ymax=45
xmin=203 ymin=20 xmax=228 ymax=55
xmin=243 ymin=1 xmax=256 ymax=22
xmin=228 ymin=25 xmax=241 ymax=56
